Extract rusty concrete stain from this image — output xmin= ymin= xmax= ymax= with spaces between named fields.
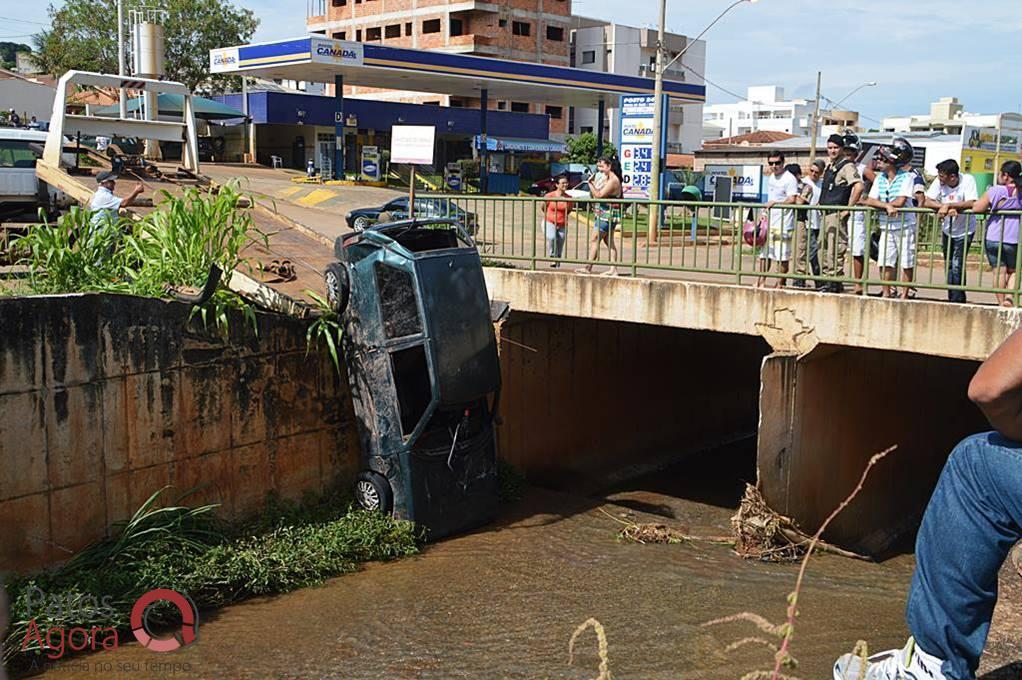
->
xmin=0 ymin=293 xmax=361 ymax=573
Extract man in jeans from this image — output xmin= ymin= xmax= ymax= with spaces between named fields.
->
xmin=834 ymin=329 xmax=1022 ymax=679
xmin=921 ymin=159 xmax=978 ymax=303
xmin=818 ymin=134 xmax=863 ymax=292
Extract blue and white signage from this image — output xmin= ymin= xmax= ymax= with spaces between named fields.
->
xmin=311 ymin=39 xmax=364 ymax=66
xmin=361 ymin=146 xmax=381 ymax=181
xmin=702 ymin=164 xmax=763 ymax=200
xmin=618 ymin=95 xmax=667 ymax=200
xmin=209 ymin=47 xmax=239 ymax=73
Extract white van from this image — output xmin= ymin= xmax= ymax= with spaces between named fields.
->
xmin=0 ymin=128 xmax=72 ymax=217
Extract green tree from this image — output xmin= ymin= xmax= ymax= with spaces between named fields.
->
xmin=32 ymin=0 xmax=258 ymax=93
xmin=563 ymin=132 xmax=618 ymax=166
xmin=0 ymin=42 xmax=32 ymax=70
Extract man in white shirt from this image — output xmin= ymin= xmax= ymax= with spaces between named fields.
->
xmin=922 ymin=159 xmax=979 ymax=303
xmin=758 ymin=152 xmax=799 ymax=288
xmin=89 ymin=171 xmax=143 ymax=228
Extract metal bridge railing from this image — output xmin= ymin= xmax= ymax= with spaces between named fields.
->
xmin=421 ymin=194 xmax=1022 ymax=306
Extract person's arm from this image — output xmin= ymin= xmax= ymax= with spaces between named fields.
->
xmin=972 ymin=189 xmax=992 ymax=214
xmin=121 ymin=183 xmax=144 ymax=209
xmin=969 ymin=329 xmax=1022 ymax=441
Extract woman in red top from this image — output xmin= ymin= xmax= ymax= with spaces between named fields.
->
xmin=542 ymin=175 xmax=573 ymax=267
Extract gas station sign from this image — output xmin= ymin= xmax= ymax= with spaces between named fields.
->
xmin=361 ymin=145 xmax=381 ymax=181
xmin=618 ymin=95 xmax=667 ymax=200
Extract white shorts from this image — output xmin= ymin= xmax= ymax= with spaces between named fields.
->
xmin=876 ymin=227 xmax=916 ymax=269
xmin=850 ymin=212 xmax=867 ymax=257
xmin=758 ymin=233 xmax=792 ymax=262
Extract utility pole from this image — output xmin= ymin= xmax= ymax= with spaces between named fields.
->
xmin=647 ymin=0 xmax=668 ymax=241
xmin=808 ymin=71 xmax=822 ymax=166
xmin=117 ymin=0 xmax=127 ymax=119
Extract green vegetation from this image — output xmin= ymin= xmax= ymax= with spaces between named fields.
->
xmin=563 ymin=132 xmax=618 ymax=166
xmin=2 ymin=487 xmax=419 ymax=670
xmin=0 ymin=42 xmax=31 ymax=70
xmin=32 ymin=0 xmax=257 ymax=93
xmin=14 ymin=181 xmax=263 ymax=336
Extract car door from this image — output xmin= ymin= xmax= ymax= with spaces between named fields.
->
xmin=0 ymin=139 xmax=40 ymax=201
xmin=383 ymin=198 xmax=409 ymax=220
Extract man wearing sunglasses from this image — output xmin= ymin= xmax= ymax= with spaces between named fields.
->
xmin=758 ymin=153 xmax=799 ymax=287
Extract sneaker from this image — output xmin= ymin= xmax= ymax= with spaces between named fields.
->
xmin=833 ymin=637 xmax=947 ymax=679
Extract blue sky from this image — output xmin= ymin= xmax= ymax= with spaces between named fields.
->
xmin=3 ymin=0 xmax=1018 ymax=127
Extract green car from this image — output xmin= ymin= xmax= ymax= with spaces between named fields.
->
xmin=325 ymin=218 xmax=501 ymax=539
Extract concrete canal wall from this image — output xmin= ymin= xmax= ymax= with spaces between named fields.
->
xmin=486 ymin=269 xmax=1003 ymax=554
xmin=0 ymin=294 xmax=360 ymax=572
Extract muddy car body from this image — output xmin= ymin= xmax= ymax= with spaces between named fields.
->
xmin=326 ymin=218 xmax=500 ymax=539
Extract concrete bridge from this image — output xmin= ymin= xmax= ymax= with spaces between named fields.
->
xmin=484 ymin=268 xmax=1020 ymax=554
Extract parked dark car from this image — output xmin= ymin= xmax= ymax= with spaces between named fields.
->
xmin=527 ymin=171 xmax=588 ymax=196
xmin=324 ymin=218 xmax=501 ymax=539
xmin=346 ymin=197 xmax=477 ymax=234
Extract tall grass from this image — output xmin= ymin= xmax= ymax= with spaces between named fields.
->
xmin=2 ymin=488 xmax=419 ymax=669
xmin=13 ymin=181 xmax=265 ymax=335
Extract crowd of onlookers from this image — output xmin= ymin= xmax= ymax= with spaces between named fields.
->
xmin=3 ymin=108 xmax=44 ymax=129
xmin=757 ymin=132 xmax=1022 ymax=306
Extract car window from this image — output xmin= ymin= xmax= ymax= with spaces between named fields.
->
xmin=384 ymin=198 xmax=407 ymax=212
xmin=390 ymin=344 xmax=432 ymax=436
xmin=374 ymin=262 xmax=422 ymax=339
xmin=0 ymin=140 xmax=39 ymax=168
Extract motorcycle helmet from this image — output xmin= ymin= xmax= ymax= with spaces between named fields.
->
xmin=842 ymin=132 xmax=861 ymax=153
xmin=878 ymin=137 xmax=914 ymax=167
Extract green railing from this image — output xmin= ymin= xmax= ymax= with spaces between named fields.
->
xmin=421 ymin=193 xmax=1022 ymax=306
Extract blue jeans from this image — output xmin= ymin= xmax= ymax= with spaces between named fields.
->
xmin=907 ymin=432 xmax=1022 ymax=679
xmin=941 ymin=232 xmax=974 ymax=303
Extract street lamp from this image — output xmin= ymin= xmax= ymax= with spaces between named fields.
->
xmin=832 ymin=81 xmax=877 ymax=110
xmin=648 ymin=0 xmax=758 ymax=239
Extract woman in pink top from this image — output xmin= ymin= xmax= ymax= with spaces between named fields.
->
xmin=974 ymin=161 xmax=1022 ymax=306
xmin=542 ymin=175 xmax=573 ymax=268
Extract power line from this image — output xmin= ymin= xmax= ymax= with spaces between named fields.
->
xmin=0 ymin=15 xmax=48 ymax=26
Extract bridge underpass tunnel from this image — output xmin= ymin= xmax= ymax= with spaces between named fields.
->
xmin=758 ymin=345 xmax=989 ymax=557
xmin=494 ymin=312 xmax=770 ymax=502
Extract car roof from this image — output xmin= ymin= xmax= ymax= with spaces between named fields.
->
xmin=0 ymin=128 xmax=49 ymax=142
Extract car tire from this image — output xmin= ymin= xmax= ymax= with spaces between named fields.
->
xmin=324 ymin=262 xmax=349 ymax=316
xmin=353 ymin=215 xmax=370 ymax=232
xmin=355 ymin=471 xmax=392 ymax=515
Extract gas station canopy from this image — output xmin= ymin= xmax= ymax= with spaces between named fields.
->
xmin=210 ymin=36 xmax=706 ymax=108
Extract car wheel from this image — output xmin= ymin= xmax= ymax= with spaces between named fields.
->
xmin=353 ymin=215 xmax=370 ymax=232
xmin=355 ymin=471 xmax=392 ymax=514
xmin=324 ymin=262 xmax=349 ymax=315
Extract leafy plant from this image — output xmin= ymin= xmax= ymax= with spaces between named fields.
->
xmin=16 ymin=206 xmax=132 ymax=294
xmin=14 ymin=180 xmax=265 ymax=337
xmin=304 ymin=290 xmax=344 ymax=373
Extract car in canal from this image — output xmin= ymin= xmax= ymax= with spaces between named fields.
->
xmin=346 ymin=197 xmax=477 ymax=234
xmin=323 ymin=217 xmax=501 ymax=539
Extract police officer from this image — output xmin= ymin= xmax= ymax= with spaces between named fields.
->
xmin=817 ymin=134 xmax=863 ymax=292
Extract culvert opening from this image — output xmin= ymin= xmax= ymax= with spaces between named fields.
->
xmin=495 ymin=313 xmax=770 ymax=514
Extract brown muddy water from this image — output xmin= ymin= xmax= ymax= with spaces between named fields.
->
xmin=30 ymin=441 xmax=1022 ymax=679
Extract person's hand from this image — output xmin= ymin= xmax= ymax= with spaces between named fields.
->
xmin=765 ymin=201 xmax=776 ymax=210
xmin=937 ymin=205 xmax=951 ymax=218
xmin=133 ymin=182 xmax=144 ymax=194
xmin=885 ymin=204 xmax=898 ymax=217
xmin=840 ymin=210 xmax=850 ymax=220
xmin=947 ymin=207 xmax=959 ymax=219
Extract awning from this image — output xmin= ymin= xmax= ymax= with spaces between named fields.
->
xmin=473 ymin=136 xmax=565 ymax=153
xmin=93 ymin=93 xmax=246 ymax=121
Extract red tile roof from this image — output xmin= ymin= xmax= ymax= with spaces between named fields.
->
xmin=704 ymin=131 xmax=798 ymax=147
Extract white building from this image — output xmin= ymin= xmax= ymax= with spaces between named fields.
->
xmin=0 ymin=69 xmax=55 ymax=122
xmin=569 ymin=18 xmax=705 ymax=153
xmin=703 ymin=85 xmax=858 ymax=141
xmin=882 ymin=97 xmax=1022 ymax=137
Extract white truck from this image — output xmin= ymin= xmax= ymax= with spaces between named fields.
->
xmin=0 ymin=127 xmax=72 ymax=218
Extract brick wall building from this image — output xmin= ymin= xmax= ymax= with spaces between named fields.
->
xmin=307 ymin=0 xmax=571 ymax=136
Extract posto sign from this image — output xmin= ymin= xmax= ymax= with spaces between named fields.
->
xmin=702 ymin=164 xmax=763 ymax=200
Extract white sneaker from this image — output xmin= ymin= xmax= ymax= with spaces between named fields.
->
xmin=833 ymin=637 xmax=947 ymax=679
